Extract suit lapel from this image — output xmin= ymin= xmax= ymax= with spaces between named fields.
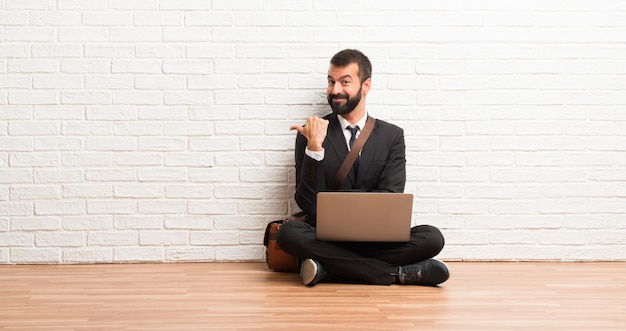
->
xmin=325 ymin=115 xmax=349 ymax=161
xmin=325 ymin=115 xmax=358 ymax=187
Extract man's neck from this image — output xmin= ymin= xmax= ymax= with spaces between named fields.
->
xmin=339 ymin=109 xmax=367 ymax=129
xmin=340 ymin=107 xmax=366 ymax=126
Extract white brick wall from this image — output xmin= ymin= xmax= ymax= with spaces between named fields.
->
xmin=1 ymin=1 xmax=626 ymax=263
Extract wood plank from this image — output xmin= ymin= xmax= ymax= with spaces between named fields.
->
xmin=1 ymin=262 xmax=625 ymax=330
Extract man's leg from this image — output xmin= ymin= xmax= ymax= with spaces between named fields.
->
xmin=276 ymin=221 xmax=396 ymax=285
xmin=363 ymin=225 xmax=445 ymax=266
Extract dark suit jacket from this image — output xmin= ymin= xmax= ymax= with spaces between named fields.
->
xmin=294 ymin=113 xmax=406 ymax=224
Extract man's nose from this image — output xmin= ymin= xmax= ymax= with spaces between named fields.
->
xmin=331 ymin=83 xmax=343 ymax=95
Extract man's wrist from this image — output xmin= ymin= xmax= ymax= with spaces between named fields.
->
xmin=305 ymin=147 xmax=324 ymax=161
xmin=307 ymin=143 xmax=323 ymax=152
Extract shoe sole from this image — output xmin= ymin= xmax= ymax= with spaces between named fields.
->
xmin=300 ymin=259 xmax=318 ymax=286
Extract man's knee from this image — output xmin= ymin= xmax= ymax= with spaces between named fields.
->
xmin=276 ymin=220 xmax=308 ymax=248
xmin=427 ymin=225 xmax=445 ymax=256
xmin=412 ymin=224 xmax=445 ymax=257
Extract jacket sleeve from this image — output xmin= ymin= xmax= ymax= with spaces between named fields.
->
xmin=293 ymin=131 xmax=325 ymax=219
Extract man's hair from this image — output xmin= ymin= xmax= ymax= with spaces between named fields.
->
xmin=330 ymin=49 xmax=372 ymax=83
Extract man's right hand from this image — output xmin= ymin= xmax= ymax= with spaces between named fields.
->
xmin=290 ymin=116 xmax=329 ymax=152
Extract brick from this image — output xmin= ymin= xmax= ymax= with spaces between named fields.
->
xmin=61 ymin=122 xmax=113 ymax=135
xmin=87 ymin=200 xmax=137 ymax=215
xmin=86 ymin=169 xmax=136 ymax=182
xmin=136 ymin=45 xmax=185 ymax=59
xmin=61 ymin=91 xmax=112 ymax=105
xmin=58 ymin=0 xmax=107 ymax=9
xmin=11 ymin=248 xmax=60 ymax=263
xmin=29 ymin=11 xmax=82 ymax=26
xmin=9 ymin=91 xmax=57 ymax=105
xmin=164 ymin=92 xmax=213 ymax=106
xmin=190 ymin=231 xmax=239 ymax=246
xmin=112 ymin=153 xmax=163 ymax=166
xmin=188 ymin=168 xmax=238 ymax=183
xmin=137 ymin=107 xmax=189 ymax=121
xmin=0 ymin=75 xmax=31 ymax=88
xmin=58 ymin=28 xmax=108 ymax=42
xmin=113 ymin=247 xmax=163 ymax=262
xmin=165 ymin=185 xmax=213 ymax=199
xmin=215 ymin=246 xmax=263 ymax=262
xmin=88 ymin=231 xmax=137 ymax=246
xmin=10 ymin=186 xmax=61 ymax=200
xmin=110 ymin=28 xmax=162 ymax=42
xmin=108 ymin=0 xmax=157 ymax=9
xmin=188 ymin=106 xmax=239 ymax=121
xmin=139 ymin=230 xmax=188 ymax=245
xmin=134 ymin=12 xmax=181 ymax=26
xmin=5 ymin=27 xmax=55 ymax=42
xmin=114 ymin=215 xmax=163 ymax=230
xmin=188 ymin=200 xmax=239 ymax=215
xmin=62 ymin=215 xmax=112 ymax=231
xmin=214 ymin=152 xmax=264 ymax=167
xmin=189 ymin=137 xmax=238 ymax=152
xmin=63 ymin=248 xmax=113 ymax=263
xmin=213 ymin=215 xmax=265 ymax=230
xmin=135 ymin=75 xmax=186 ymax=90
xmin=162 ymin=28 xmax=212 ymax=42
xmin=165 ymin=153 xmax=214 ymax=167
xmin=86 ymin=137 xmax=137 ymax=151
xmin=36 ymin=232 xmax=85 ymax=247
xmin=113 ymin=122 xmax=162 ymax=136
xmin=62 ymin=152 xmax=111 ymax=166
xmin=85 ymin=75 xmax=134 ymax=89
xmin=165 ymin=247 xmax=214 ymax=262
xmin=0 ymin=233 xmax=34 ymax=246
xmin=111 ymin=61 xmax=161 ymax=74
xmin=188 ymin=75 xmax=238 ymax=90
xmin=85 ymin=45 xmax=135 ymax=59
xmin=114 ymin=184 xmax=164 ymax=198
xmin=138 ymin=200 xmax=186 ymax=214
xmin=35 ymin=200 xmax=86 ymax=215
xmin=137 ymin=137 xmax=186 ymax=151
xmin=186 ymin=45 xmax=235 ymax=59
xmin=82 ymin=13 xmax=133 ymax=26
xmin=165 ymin=215 xmax=214 ymax=230
xmin=9 ymin=153 xmax=59 ymax=167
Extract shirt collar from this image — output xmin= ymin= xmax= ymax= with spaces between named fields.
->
xmin=337 ymin=111 xmax=368 ymax=130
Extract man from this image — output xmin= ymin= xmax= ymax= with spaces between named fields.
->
xmin=277 ymin=49 xmax=449 ymax=287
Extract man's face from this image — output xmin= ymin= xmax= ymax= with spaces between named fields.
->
xmin=327 ymin=63 xmax=366 ymax=116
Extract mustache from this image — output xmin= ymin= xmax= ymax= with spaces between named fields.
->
xmin=329 ymin=93 xmax=349 ymax=100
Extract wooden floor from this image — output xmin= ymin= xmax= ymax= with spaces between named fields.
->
xmin=1 ymin=262 xmax=625 ymax=330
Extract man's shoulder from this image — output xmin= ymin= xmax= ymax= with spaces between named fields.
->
xmin=371 ymin=117 xmax=403 ymax=134
xmin=322 ymin=113 xmax=336 ymax=121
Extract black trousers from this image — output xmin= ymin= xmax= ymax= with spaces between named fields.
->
xmin=276 ymin=221 xmax=445 ymax=285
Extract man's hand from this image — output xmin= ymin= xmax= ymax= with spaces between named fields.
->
xmin=290 ymin=116 xmax=329 ymax=152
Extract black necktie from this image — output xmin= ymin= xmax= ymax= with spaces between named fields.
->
xmin=347 ymin=126 xmax=360 ymax=178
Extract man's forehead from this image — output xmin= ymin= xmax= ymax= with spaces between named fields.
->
xmin=327 ymin=63 xmax=359 ymax=78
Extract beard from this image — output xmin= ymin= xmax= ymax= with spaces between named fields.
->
xmin=327 ymin=85 xmax=362 ymax=116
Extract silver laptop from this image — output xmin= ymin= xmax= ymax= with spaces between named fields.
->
xmin=315 ymin=192 xmax=413 ymax=242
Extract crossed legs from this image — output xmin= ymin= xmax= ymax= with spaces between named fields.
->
xmin=276 ymin=220 xmax=445 ymax=285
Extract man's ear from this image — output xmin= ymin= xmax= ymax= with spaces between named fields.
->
xmin=362 ymin=77 xmax=372 ymax=95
